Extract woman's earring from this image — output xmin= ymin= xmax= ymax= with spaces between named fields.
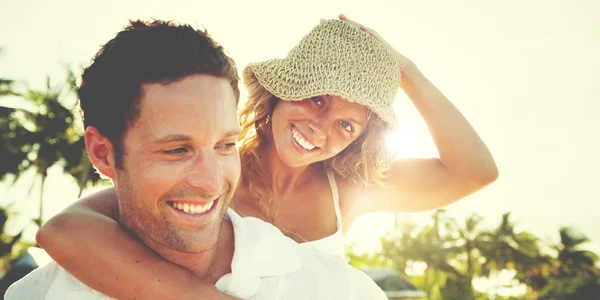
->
xmin=265 ymin=115 xmax=271 ymax=124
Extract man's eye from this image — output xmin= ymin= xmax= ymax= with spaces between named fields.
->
xmin=217 ymin=142 xmax=237 ymax=155
xmin=311 ymin=96 xmax=323 ymax=107
xmin=339 ymin=120 xmax=353 ymax=132
xmin=163 ymin=148 xmax=188 ymax=155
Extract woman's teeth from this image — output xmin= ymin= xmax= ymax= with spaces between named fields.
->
xmin=172 ymin=201 xmax=214 ymax=215
xmin=292 ymin=127 xmax=316 ymax=151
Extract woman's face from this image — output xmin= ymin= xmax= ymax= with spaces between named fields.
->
xmin=269 ymin=95 xmax=369 ymax=168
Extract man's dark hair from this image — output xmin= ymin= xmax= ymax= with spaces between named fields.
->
xmin=78 ymin=19 xmax=240 ymax=168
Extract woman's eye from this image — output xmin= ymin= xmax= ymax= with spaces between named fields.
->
xmin=339 ymin=120 xmax=353 ymax=132
xmin=163 ymin=148 xmax=188 ymax=155
xmin=311 ymin=96 xmax=323 ymax=107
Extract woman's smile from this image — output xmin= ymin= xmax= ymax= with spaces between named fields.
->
xmin=291 ymin=125 xmax=318 ymax=152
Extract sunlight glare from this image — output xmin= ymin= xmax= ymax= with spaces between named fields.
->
xmin=28 ymin=247 xmax=52 ymax=267
xmin=385 ymin=129 xmax=427 ymax=158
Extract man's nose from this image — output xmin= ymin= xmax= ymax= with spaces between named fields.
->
xmin=186 ymin=151 xmax=223 ymax=195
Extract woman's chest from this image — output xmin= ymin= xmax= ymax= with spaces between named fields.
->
xmin=234 ymin=184 xmax=339 ymax=243
xmin=275 ymin=192 xmax=338 ymax=242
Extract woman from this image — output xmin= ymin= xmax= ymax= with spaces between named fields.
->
xmin=37 ymin=15 xmax=498 ymax=299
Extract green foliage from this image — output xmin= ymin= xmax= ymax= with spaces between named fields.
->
xmin=555 ymin=227 xmax=599 ymax=278
xmin=346 ymin=243 xmax=392 ymax=269
xmin=0 ymin=208 xmax=23 ymax=258
xmin=0 ymin=66 xmax=103 ymax=226
xmin=0 ymin=206 xmax=34 ymax=274
xmin=541 ymin=275 xmax=600 ymax=300
xmin=535 ymin=227 xmax=600 ymax=300
xmin=0 ymin=79 xmax=15 ymax=97
xmin=347 ymin=211 xmax=600 ymax=300
xmin=440 ymin=275 xmax=476 ymax=300
xmin=0 ymin=106 xmax=30 ymax=181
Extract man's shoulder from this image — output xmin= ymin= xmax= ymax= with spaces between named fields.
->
xmin=292 ymin=248 xmax=379 ymax=282
xmin=258 ymin=248 xmax=387 ymax=299
xmin=227 ymin=210 xmax=386 ymax=299
xmin=265 ymin=238 xmax=386 ymax=299
xmin=5 ymin=261 xmax=113 ymax=300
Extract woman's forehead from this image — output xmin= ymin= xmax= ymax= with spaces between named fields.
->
xmin=326 ymin=95 xmax=369 ymax=117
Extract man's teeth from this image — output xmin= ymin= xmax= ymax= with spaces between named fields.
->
xmin=172 ymin=201 xmax=214 ymax=215
xmin=292 ymin=127 xmax=316 ymax=151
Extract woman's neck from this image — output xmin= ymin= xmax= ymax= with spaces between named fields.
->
xmin=262 ymin=140 xmax=319 ymax=198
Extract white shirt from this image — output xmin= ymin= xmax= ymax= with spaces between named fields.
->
xmin=6 ymin=209 xmax=386 ymax=300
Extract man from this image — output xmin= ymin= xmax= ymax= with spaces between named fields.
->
xmin=5 ymin=20 xmax=386 ymax=299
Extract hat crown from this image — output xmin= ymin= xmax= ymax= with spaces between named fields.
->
xmin=282 ymin=20 xmax=400 ymax=112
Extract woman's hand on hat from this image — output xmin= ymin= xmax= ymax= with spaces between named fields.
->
xmin=335 ymin=14 xmax=415 ymax=74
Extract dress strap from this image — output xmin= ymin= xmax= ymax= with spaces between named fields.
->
xmin=326 ymin=170 xmax=343 ymax=228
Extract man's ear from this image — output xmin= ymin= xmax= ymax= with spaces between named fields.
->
xmin=84 ymin=126 xmax=117 ymax=179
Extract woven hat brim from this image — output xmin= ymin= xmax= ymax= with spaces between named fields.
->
xmin=244 ymin=61 xmax=398 ymax=126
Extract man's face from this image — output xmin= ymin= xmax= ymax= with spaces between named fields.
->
xmin=114 ymin=74 xmax=240 ymax=253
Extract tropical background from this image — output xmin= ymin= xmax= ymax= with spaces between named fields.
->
xmin=1 ymin=0 xmax=599 ymax=299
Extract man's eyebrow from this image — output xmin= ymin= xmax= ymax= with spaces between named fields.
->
xmin=154 ymin=130 xmax=241 ymax=144
xmin=153 ymin=135 xmax=192 ymax=144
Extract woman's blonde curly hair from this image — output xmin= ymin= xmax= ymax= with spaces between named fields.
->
xmin=238 ymin=71 xmax=391 ymax=221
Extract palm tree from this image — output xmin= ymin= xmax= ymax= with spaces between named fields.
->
xmin=477 ymin=213 xmax=541 ymax=277
xmin=467 ymin=212 xmax=546 ymax=299
xmin=554 ymin=227 xmax=598 ymax=278
xmin=0 ymin=46 xmax=12 ymax=91
xmin=0 ymin=205 xmax=38 ymax=294
xmin=379 ymin=215 xmax=421 ymax=274
xmin=379 ymin=210 xmax=465 ymax=299
xmin=0 ymin=207 xmax=24 ymax=263
xmin=536 ymin=228 xmax=600 ymax=300
xmin=0 ymin=48 xmax=29 ymax=183
xmin=1 ymin=68 xmax=101 ymax=227
xmin=444 ymin=213 xmax=488 ymax=279
xmin=0 ymin=77 xmax=15 ymax=97
xmin=19 ymin=76 xmax=79 ymax=227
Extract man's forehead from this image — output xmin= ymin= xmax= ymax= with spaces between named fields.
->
xmin=150 ymin=127 xmax=241 ymax=144
xmin=132 ymin=75 xmax=239 ymax=141
xmin=138 ymin=75 xmax=237 ymax=110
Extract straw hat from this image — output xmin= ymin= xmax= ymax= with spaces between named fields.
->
xmin=243 ymin=19 xmax=401 ymax=125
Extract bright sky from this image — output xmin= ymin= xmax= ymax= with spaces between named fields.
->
xmin=1 ymin=0 xmax=599 ymax=263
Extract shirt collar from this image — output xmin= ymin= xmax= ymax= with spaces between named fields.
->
xmin=215 ymin=209 xmax=302 ymax=298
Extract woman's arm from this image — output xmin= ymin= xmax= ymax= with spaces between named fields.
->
xmin=338 ymin=15 xmax=498 ymax=218
xmin=36 ymin=187 xmax=237 ymax=300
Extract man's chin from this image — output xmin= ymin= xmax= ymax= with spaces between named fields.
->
xmin=162 ymin=220 xmax=227 ymax=254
